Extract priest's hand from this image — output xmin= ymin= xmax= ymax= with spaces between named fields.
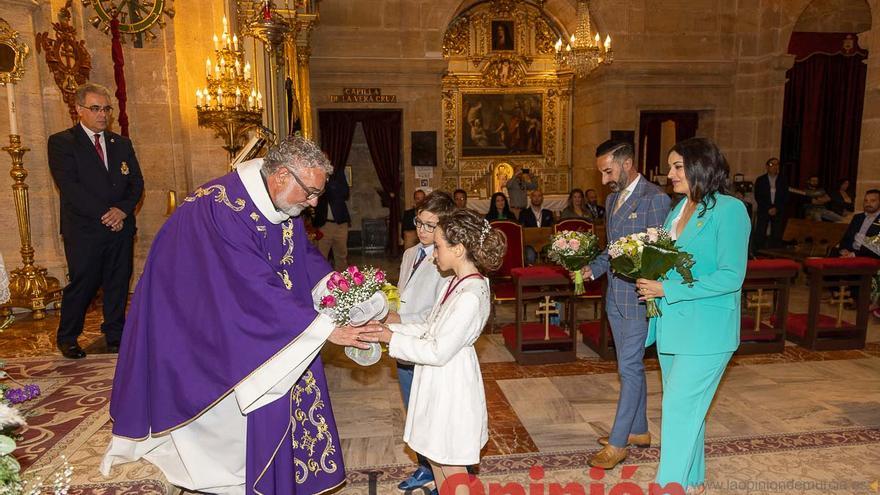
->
xmin=329 ymin=325 xmax=378 ymax=349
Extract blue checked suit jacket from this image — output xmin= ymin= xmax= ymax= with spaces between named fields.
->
xmin=590 ymin=177 xmax=671 ymax=320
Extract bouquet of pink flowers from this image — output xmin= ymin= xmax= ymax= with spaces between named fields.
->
xmin=546 ymin=230 xmax=600 ymax=295
xmin=319 ymin=265 xmax=400 ymax=326
xmin=608 ymin=227 xmax=695 ymax=318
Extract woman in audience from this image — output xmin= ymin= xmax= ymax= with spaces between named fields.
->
xmin=560 ymin=188 xmax=588 ymax=220
xmin=830 ymin=179 xmax=855 ymax=217
xmin=635 ymin=138 xmax=750 ymax=495
xmin=485 ymin=192 xmax=514 ymax=222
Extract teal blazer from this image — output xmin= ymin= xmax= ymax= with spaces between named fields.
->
xmin=646 ymin=194 xmax=751 ymax=355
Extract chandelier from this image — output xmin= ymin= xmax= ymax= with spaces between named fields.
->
xmin=554 ymin=0 xmax=612 ymax=77
xmin=195 ymin=16 xmax=263 ymax=162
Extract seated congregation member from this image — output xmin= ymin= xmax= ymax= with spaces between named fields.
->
xmin=635 ymin=137 xmax=750 ymax=495
xmin=837 ymin=189 xmax=880 ymax=259
xmin=485 ymin=192 xmax=514 ymax=222
xmin=585 ymin=188 xmax=606 ymax=222
xmin=518 ymin=189 xmax=554 ymax=264
xmin=383 ymin=191 xmax=456 ymax=491
xmin=829 ymin=179 xmax=856 ymax=217
xmin=560 ymin=188 xmax=589 ymax=220
xmin=362 ymin=209 xmax=506 ymax=495
xmin=454 ymin=188 xmax=469 ymax=209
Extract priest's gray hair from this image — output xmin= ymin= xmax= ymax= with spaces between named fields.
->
xmin=262 ymin=135 xmax=333 ymax=176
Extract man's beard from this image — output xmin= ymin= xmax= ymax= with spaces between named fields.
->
xmin=277 ymin=203 xmax=304 ymax=217
xmin=608 ymin=169 xmax=629 ymax=192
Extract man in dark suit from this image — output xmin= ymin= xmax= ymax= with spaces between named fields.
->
xmin=753 ymin=157 xmax=788 ymax=250
xmin=48 ymin=83 xmax=144 ymax=359
xmin=586 ymin=188 xmax=606 ymax=222
xmin=518 ymin=189 xmax=554 ymax=264
xmin=313 ymin=164 xmax=351 ymax=271
xmin=837 ymin=189 xmax=880 ymax=258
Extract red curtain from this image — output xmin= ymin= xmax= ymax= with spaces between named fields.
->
xmin=781 ymin=33 xmax=867 ymax=190
xmin=637 ymin=112 xmax=698 ymax=178
xmin=318 ymin=110 xmax=402 ymax=257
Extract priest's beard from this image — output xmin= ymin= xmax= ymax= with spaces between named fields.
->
xmin=273 ymin=183 xmax=306 ymax=217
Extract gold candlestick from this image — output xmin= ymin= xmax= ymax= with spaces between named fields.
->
xmin=2 ymin=134 xmax=61 ymax=319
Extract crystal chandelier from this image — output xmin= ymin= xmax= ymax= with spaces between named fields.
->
xmin=195 ymin=16 xmax=263 ymax=161
xmin=554 ymin=0 xmax=612 ymax=77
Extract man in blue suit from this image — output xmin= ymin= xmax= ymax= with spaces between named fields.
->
xmin=582 ymin=140 xmax=671 ymax=469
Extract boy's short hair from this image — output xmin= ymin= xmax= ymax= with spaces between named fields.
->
xmin=418 ymin=191 xmax=456 ymax=218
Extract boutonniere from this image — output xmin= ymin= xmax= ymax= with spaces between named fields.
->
xmin=120 ymin=161 xmax=129 ymax=175
xmin=629 ymin=212 xmax=638 ymax=219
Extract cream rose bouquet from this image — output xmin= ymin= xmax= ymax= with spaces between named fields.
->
xmin=546 ymin=230 xmax=600 ymax=295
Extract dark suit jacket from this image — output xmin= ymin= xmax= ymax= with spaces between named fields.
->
xmin=48 ymin=124 xmax=144 ymax=240
xmin=586 ymin=202 xmax=605 ymax=221
xmin=518 ymin=207 xmax=555 ymax=228
xmin=401 ymin=207 xmax=417 ymax=232
xmin=754 ymin=173 xmax=788 ymax=216
xmin=313 ymin=174 xmax=350 ymax=227
xmin=838 ymin=212 xmax=880 ymax=258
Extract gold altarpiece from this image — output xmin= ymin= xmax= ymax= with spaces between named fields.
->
xmin=441 ymin=0 xmax=573 ymax=198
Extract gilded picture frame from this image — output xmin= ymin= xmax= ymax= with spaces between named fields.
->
xmin=461 ymin=92 xmax=543 ymax=157
xmin=0 ymin=18 xmax=29 ymax=84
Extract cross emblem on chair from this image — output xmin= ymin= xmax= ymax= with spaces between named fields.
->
xmin=536 ymin=296 xmax=559 ymax=341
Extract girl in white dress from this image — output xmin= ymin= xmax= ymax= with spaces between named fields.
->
xmin=363 ymin=209 xmax=506 ymax=494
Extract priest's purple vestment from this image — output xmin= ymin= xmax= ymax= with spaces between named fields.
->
xmin=101 ymin=159 xmax=345 ymax=495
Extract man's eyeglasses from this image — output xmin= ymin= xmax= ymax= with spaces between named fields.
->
xmin=289 ymin=171 xmax=324 ymax=200
xmin=414 ymin=218 xmax=438 ymax=233
xmin=79 ymin=105 xmax=114 ymax=114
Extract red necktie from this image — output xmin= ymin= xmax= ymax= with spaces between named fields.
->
xmin=94 ymin=133 xmax=106 ymax=168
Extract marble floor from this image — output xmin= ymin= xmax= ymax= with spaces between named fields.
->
xmin=2 ymin=251 xmax=879 ymax=494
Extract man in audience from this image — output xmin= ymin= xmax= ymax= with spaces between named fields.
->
xmin=518 ymin=189 xmax=554 ymax=265
xmin=753 ymin=158 xmax=788 ymax=249
xmin=506 ymin=166 xmax=537 ymax=217
xmin=585 ymin=188 xmax=605 ymax=222
xmin=401 ymin=189 xmax=426 ymax=250
xmin=800 ymin=176 xmax=844 ymax=222
xmin=837 ymin=189 xmax=880 ymax=259
xmin=453 ymin=188 xmax=468 ymax=209
xmin=314 ymin=161 xmax=351 ymax=271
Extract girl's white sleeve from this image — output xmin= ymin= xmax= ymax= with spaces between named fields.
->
xmin=388 ymin=292 xmax=481 ymax=367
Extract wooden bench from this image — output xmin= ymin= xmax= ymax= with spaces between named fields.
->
xmin=756 ymin=218 xmax=849 ymax=261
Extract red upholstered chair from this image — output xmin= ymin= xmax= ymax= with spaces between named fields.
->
xmin=499 ymin=265 xmax=578 ymax=364
xmin=554 ymin=219 xmax=594 ymax=234
xmin=739 ymin=259 xmax=801 ymax=355
xmin=785 ymin=257 xmax=880 ymax=351
xmin=488 ymin=221 xmax=525 ymax=330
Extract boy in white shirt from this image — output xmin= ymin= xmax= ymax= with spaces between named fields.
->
xmin=384 ymin=191 xmax=455 ymax=491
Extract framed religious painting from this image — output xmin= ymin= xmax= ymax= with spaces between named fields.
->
xmin=461 ymin=92 xmax=543 ymax=157
xmin=490 ymin=20 xmax=515 ymax=51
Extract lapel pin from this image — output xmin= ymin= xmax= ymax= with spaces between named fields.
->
xmin=110 ymin=138 xmax=115 ymax=143
xmin=697 ymin=221 xmax=704 ymax=228
xmin=629 ymin=213 xmax=638 ymax=219
xmin=120 ymin=161 xmax=130 ymax=175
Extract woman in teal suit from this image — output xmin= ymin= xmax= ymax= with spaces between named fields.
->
xmin=636 ymin=138 xmax=750 ymax=495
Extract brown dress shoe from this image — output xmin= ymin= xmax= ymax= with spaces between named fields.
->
xmin=588 ymin=445 xmax=627 ymax=469
xmin=597 ymin=432 xmax=651 ymax=448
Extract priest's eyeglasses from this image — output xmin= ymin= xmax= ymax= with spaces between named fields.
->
xmin=289 ymin=171 xmax=324 ymax=200
xmin=414 ymin=218 xmax=438 ymax=233
xmin=79 ymin=104 xmax=114 ymax=114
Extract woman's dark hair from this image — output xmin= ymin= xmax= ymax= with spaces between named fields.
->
xmin=668 ymin=137 xmax=730 ymax=217
xmin=567 ymin=188 xmax=585 ymax=209
xmin=486 ymin=192 xmax=512 ymax=221
xmin=440 ymin=209 xmax=506 ymax=274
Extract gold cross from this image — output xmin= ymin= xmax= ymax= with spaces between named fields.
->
xmin=535 ymin=296 xmax=559 ymax=341
xmin=831 ymin=285 xmax=853 ymax=328
xmin=745 ymin=289 xmax=773 ymax=332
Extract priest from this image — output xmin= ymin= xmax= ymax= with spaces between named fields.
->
xmin=101 ymin=136 xmax=373 ymax=494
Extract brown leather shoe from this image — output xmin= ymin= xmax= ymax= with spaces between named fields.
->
xmin=597 ymin=432 xmax=651 ymax=448
xmin=587 ymin=445 xmax=627 ymax=469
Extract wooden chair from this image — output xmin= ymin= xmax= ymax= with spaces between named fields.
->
xmin=554 ymin=218 xmax=594 ymax=234
xmin=489 ymin=221 xmax=525 ymax=330
xmin=755 ymin=218 xmax=849 ymax=262
xmin=784 ymin=257 xmax=880 ymax=351
xmin=738 ymin=259 xmax=800 ymax=355
xmin=500 ymin=266 xmax=578 ymax=364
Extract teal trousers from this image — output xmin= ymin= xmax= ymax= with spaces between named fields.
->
xmin=656 ymin=351 xmax=734 ymax=490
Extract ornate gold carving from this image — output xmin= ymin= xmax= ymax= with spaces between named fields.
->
xmin=442 ymin=16 xmax=469 ymax=58
xmin=0 ymin=18 xmax=30 ymax=84
xmin=280 ymin=220 xmax=294 ymax=265
xmin=535 ymin=18 xmax=556 ymax=55
xmin=291 ymin=371 xmax=338 ymax=483
xmin=480 ymin=54 xmax=528 ymax=87
xmin=490 ymin=0 xmax=517 ymax=16
xmin=183 ymin=184 xmax=247 ymax=211
xmin=545 ymin=89 xmax=556 ymax=166
xmin=442 ymin=90 xmax=457 ymax=170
